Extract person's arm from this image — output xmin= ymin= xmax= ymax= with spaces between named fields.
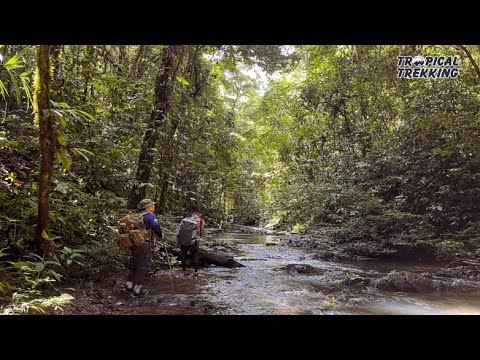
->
xmin=199 ymin=218 xmax=205 ymax=237
xmin=152 ymin=223 xmax=163 ymax=239
xmin=145 ymin=214 xmax=163 ymax=239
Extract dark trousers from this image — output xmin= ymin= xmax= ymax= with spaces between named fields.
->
xmin=180 ymin=240 xmax=199 ymax=272
xmin=127 ymin=242 xmax=152 ymax=285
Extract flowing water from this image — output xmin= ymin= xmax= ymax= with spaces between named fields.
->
xmin=197 ymin=233 xmax=480 ymax=315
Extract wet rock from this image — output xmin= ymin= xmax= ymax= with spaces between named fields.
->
xmin=206 ymin=228 xmax=225 ymax=234
xmin=315 ymin=243 xmax=329 ymax=250
xmin=374 ymin=271 xmax=444 ymax=293
xmin=435 ymin=263 xmax=480 ymax=281
xmin=281 ymin=235 xmax=321 ymax=249
xmin=237 ymin=258 xmax=267 ymax=261
xmin=265 ymin=239 xmax=281 ymax=246
xmin=433 ymin=259 xmax=480 ymax=281
xmin=341 ymin=273 xmax=371 ymax=286
xmin=341 ymin=239 xmax=439 ymax=262
xmin=275 ymin=264 xmax=324 ymax=275
xmin=312 ymin=251 xmax=336 ymax=261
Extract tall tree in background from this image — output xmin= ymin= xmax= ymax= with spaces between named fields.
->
xmin=34 ymin=45 xmax=55 ymax=254
xmin=128 ymin=45 xmax=180 ymax=208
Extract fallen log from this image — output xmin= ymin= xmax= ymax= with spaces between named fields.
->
xmin=197 ymin=248 xmax=244 ymax=268
xmin=158 ymin=238 xmax=244 ymax=268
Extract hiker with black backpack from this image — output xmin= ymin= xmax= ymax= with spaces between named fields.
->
xmin=119 ymin=199 xmax=163 ymax=297
xmin=177 ymin=211 xmax=205 ymax=276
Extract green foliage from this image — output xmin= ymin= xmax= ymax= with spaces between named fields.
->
xmin=0 ymin=249 xmax=74 ymax=314
xmin=227 ymin=45 xmax=480 ymax=260
xmin=2 ymin=43 xmax=480 ymax=297
xmin=2 ymin=293 xmax=74 ymax=315
xmin=74 ymin=240 xmax=128 ymax=281
xmin=0 ymin=46 xmax=33 ymax=109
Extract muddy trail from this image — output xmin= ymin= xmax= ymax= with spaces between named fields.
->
xmin=66 ymin=232 xmax=480 ymax=315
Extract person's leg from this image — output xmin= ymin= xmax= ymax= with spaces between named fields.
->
xmin=133 ymin=243 xmax=151 ymax=295
xmin=125 ymin=249 xmax=136 ymax=291
xmin=191 ymin=240 xmax=199 ymax=274
xmin=180 ymin=245 xmax=188 ymax=275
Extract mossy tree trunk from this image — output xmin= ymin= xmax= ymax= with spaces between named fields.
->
xmin=34 ymin=45 xmax=55 ymax=255
xmin=128 ymin=45 xmax=180 ymax=209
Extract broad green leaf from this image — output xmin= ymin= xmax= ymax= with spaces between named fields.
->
xmin=1 ymin=215 xmax=18 ymax=222
xmin=49 ymin=270 xmax=63 ymax=281
xmin=30 ymin=253 xmax=43 ymax=261
xmin=55 ymin=181 xmax=68 ymax=194
xmin=41 ymin=230 xmax=49 ymax=240
xmin=44 ymin=260 xmax=61 ymax=266
xmin=35 ymin=262 xmax=45 ymax=272
xmin=6 ymin=67 xmax=21 ymax=105
xmin=43 ymin=109 xmax=67 ymax=127
xmin=72 ymin=148 xmax=94 ymax=163
xmin=71 ymin=148 xmax=88 ymax=162
xmin=32 ymin=182 xmax=38 ymax=191
xmin=47 ymin=109 xmax=67 ymax=127
xmin=56 ymin=150 xmax=72 ymax=171
xmin=9 ymin=261 xmax=33 ymax=269
xmin=50 ymin=100 xmax=70 ymax=109
xmin=57 ymin=131 xmax=67 ymax=146
xmin=176 ymin=75 xmax=190 ymax=86
xmin=72 ymin=148 xmax=94 ymax=156
xmin=72 ymin=110 xmax=96 ymax=121
xmin=64 ymin=153 xmax=72 ymax=170
xmin=0 ymin=80 xmax=8 ymax=99
xmin=20 ymin=75 xmax=33 ymax=110
xmin=4 ymin=47 xmax=29 ymax=68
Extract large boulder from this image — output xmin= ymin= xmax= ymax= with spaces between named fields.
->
xmin=374 ymin=271 xmax=443 ymax=293
xmin=275 ymin=264 xmax=324 ymax=275
xmin=436 ymin=260 xmax=480 ymax=281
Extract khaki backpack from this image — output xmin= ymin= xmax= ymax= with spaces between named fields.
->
xmin=116 ymin=213 xmax=151 ymax=252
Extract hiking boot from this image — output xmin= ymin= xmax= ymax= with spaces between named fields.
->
xmin=122 ymin=285 xmax=133 ymax=293
xmin=133 ymin=288 xmax=149 ymax=297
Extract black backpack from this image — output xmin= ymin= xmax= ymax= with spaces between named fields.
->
xmin=176 ymin=216 xmax=198 ymax=246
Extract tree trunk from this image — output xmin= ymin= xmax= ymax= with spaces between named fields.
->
xmin=159 ymin=173 xmax=169 ymax=214
xmin=156 ymin=46 xmax=202 ymax=213
xmin=458 ymin=45 xmax=480 ymax=83
xmin=158 ymin=113 xmax=181 ymax=213
xmin=129 ymin=45 xmax=145 ymax=80
xmin=34 ymin=45 xmax=55 ymax=255
xmin=128 ymin=45 xmax=180 ymax=209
